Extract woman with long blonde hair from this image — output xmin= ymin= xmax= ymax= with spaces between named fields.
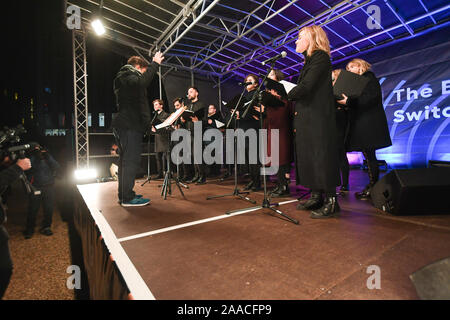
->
xmin=337 ymin=58 xmax=392 ymax=199
xmin=288 ymin=25 xmax=340 ymax=218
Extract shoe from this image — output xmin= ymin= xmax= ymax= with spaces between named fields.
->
xmin=180 ymin=176 xmax=190 ymax=183
xmin=221 ymin=172 xmax=231 ymax=180
xmin=270 ymin=184 xmax=280 ymax=195
xmin=23 ymin=230 xmax=34 ymax=239
xmin=186 ymin=175 xmax=200 ymax=184
xmin=355 ymin=185 xmax=371 ymax=200
xmin=121 ymin=197 xmax=151 ymax=207
xmin=40 ymin=227 xmax=53 ymax=236
xmin=297 ymin=192 xmax=323 ymax=210
xmin=310 ymin=196 xmax=340 ymax=219
xmin=195 ymin=177 xmax=206 ymax=185
xmin=340 ymin=185 xmax=349 ymax=192
xmin=243 ymin=181 xmax=254 ymax=191
xmin=251 ymin=184 xmax=262 ymax=192
xmin=118 ymin=194 xmax=143 ymax=204
xmin=271 ymin=184 xmax=290 ymax=198
xmin=153 ymin=174 xmax=164 ymax=180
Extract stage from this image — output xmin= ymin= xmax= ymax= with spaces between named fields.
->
xmin=74 ymin=170 xmax=450 ymax=300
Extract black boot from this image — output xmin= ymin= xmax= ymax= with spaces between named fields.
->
xmin=271 ymin=183 xmax=290 ymax=198
xmin=195 ymin=176 xmax=206 ymax=185
xmin=355 ymin=184 xmax=371 ymax=200
xmin=186 ymin=174 xmax=199 ymax=184
xmin=269 ymin=184 xmax=280 ymax=196
xmin=251 ymin=180 xmax=262 ymax=192
xmin=297 ymin=192 xmax=323 ymax=210
xmin=153 ymin=172 xmax=164 ymax=180
xmin=310 ymin=196 xmax=340 ymax=219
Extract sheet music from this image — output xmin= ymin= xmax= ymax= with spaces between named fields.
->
xmin=215 ymin=120 xmax=225 ymax=128
xmin=279 ymin=80 xmax=296 ymax=94
xmin=155 ymin=107 xmax=185 ymax=130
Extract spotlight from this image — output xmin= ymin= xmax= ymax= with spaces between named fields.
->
xmin=91 ymin=18 xmax=105 ymax=36
xmin=74 ymin=168 xmax=98 ymax=181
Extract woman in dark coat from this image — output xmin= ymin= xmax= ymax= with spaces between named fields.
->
xmin=263 ymin=69 xmax=293 ymax=198
xmin=337 ymin=58 xmax=392 ymax=199
xmin=332 ymin=69 xmax=350 ymax=192
xmin=151 ymin=99 xmax=170 ymax=179
xmin=288 ymin=25 xmax=341 ymax=218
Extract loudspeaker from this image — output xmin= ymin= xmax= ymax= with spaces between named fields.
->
xmin=410 ymin=257 xmax=450 ymax=300
xmin=371 ymin=168 xmax=450 ymax=215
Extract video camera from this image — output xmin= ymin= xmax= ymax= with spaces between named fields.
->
xmin=0 ymin=125 xmax=40 ymax=162
xmin=0 ymin=125 xmax=39 ymax=195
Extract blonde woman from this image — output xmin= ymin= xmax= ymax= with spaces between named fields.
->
xmin=337 ymin=59 xmax=391 ymax=200
xmin=288 ymin=25 xmax=340 ymax=218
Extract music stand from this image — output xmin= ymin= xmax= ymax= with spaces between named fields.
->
xmin=154 ymin=107 xmax=189 ymax=199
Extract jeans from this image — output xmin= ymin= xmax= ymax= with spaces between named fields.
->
xmin=26 ymin=185 xmax=54 ymax=232
xmin=113 ymin=128 xmax=143 ymax=202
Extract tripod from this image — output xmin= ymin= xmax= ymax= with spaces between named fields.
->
xmin=160 ymin=127 xmax=187 ymax=200
xmin=226 ymin=63 xmax=299 ymax=225
xmin=206 ymin=86 xmax=255 ymax=205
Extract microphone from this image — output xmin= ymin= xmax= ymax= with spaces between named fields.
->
xmin=261 ymin=51 xmax=287 ymax=66
xmin=238 ymin=81 xmax=253 ymax=86
xmin=150 ymin=111 xmax=158 ymax=126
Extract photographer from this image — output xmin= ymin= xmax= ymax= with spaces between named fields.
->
xmin=0 ymin=158 xmax=31 ymax=299
xmin=23 ymin=146 xmax=60 ymax=239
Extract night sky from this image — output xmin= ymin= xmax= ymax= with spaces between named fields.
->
xmin=1 ymin=0 xmax=126 ymax=135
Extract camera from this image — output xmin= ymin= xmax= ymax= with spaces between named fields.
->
xmin=0 ymin=125 xmax=39 ymax=163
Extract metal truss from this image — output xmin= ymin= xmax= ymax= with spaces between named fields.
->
xmin=218 ymin=0 xmax=374 ymax=77
xmin=69 ymin=0 xmax=450 ymax=82
xmin=72 ymin=30 xmax=90 ymax=169
xmin=150 ymin=0 xmax=221 ymax=55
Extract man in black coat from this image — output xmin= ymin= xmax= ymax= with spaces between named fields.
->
xmin=112 ymin=53 xmax=164 ymax=206
xmin=24 ymin=146 xmax=60 ymax=238
xmin=185 ymin=87 xmax=207 ymax=185
xmin=338 ymin=59 xmax=392 ymax=199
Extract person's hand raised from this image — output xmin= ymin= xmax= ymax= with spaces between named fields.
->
xmin=152 ymin=51 xmax=164 ymax=65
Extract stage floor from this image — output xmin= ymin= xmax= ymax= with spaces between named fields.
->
xmin=76 ymin=170 xmax=450 ymax=299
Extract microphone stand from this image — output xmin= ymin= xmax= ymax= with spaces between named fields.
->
xmin=227 ymin=61 xmax=299 ymax=225
xmin=206 ymin=85 xmax=255 ymax=205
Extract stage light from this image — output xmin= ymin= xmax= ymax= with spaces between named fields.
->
xmin=91 ymin=18 xmax=105 ymax=36
xmin=74 ymin=168 xmax=98 ymax=180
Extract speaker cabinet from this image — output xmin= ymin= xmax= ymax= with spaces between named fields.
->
xmin=371 ymin=168 xmax=450 ymax=215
